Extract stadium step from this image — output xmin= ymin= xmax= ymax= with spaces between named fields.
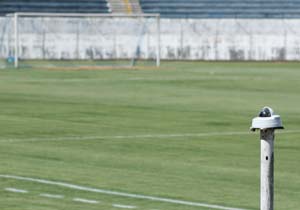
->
xmin=107 ymin=0 xmax=142 ymax=14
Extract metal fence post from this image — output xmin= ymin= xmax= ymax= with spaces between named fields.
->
xmin=14 ymin=13 xmax=19 ymax=68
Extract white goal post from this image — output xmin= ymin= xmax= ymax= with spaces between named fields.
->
xmin=9 ymin=12 xmax=161 ymax=69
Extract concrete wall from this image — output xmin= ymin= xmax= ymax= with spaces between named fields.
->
xmin=1 ymin=17 xmax=300 ymax=60
xmin=162 ymin=19 xmax=300 ymax=60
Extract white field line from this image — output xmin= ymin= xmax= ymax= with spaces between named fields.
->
xmin=39 ymin=193 xmax=64 ymax=199
xmin=113 ymin=204 xmax=137 ymax=209
xmin=0 ymin=130 xmax=299 ymax=143
xmin=73 ymin=197 xmax=99 ymax=204
xmin=9 ymin=76 xmax=265 ymax=83
xmin=0 ymin=174 xmax=247 ymax=210
xmin=5 ymin=187 xmax=28 ymax=193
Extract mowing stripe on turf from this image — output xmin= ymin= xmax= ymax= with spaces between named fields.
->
xmin=0 ymin=130 xmax=299 ymax=143
xmin=73 ymin=198 xmax=100 ymax=204
xmin=39 ymin=193 xmax=64 ymax=199
xmin=112 ymin=204 xmax=137 ymax=209
xmin=0 ymin=174 xmax=247 ymax=210
xmin=5 ymin=187 xmax=28 ymax=193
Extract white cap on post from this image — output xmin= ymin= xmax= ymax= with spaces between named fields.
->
xmin=251 ymin=106 xmax=284 ymax=131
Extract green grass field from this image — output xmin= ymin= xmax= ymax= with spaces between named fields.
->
xmin=0 ymin=61 xmax=299 ymax=210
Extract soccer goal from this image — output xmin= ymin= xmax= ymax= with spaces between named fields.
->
xmin=8 ymin=12 xmax=160 ymax=69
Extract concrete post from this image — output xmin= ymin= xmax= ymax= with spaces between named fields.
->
xmin=260 ymin=129 xmax=274 ymax=210
xmin=251 ymin=107 xmax=283 ymax=210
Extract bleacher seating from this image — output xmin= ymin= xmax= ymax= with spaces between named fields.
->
xmin=0 ymin=0 xmax=109 ymax=15
xmin=140 ymin=0 xmax=300 ymax=18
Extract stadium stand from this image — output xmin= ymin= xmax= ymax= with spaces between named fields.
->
xmin=0 ymin=0 xmax=110 ymax=15
xmin=139 ymin=0 xmax=300 ymax=18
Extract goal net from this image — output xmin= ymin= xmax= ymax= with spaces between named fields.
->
xmin=5 ymin=13 xmax=160 ymax=69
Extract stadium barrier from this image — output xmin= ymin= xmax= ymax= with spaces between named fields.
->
xmin=2 ymin=16 xmax=300 ymax=67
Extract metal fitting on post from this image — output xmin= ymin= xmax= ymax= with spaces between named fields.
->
xmin=251 ymin=106 xmax=284 ymax=132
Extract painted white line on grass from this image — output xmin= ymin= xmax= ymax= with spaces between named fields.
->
xmin=1 ymin=130 xmax=299 ymax=144
xmin=0 ymin=131 xmax=252 ymax=143
xmin=0 ymin=174 xmax=247 ymax=210
xmin=113 ymin=204 xmax=137 ymax=209
xmin=39 ymin=193 xmax=64 ymax=199
xmin=5 ymin=187 xmax=28 ymax=193
xmin=73 ymin=197 xmax=99 ymax=204
xmin=10 ymin=76 xmax=264 ymax=83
